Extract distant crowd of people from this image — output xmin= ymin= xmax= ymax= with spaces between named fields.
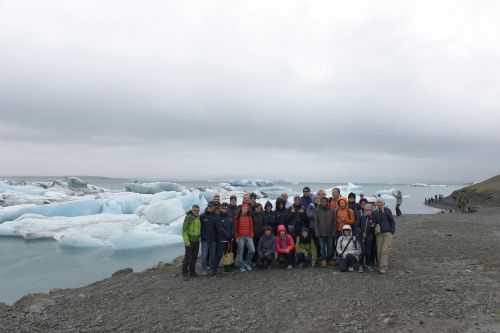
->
xmin=424 ymin=194 xmax=444 ymax=205
xmin=181 ymin=187 xmax=397 ymax=280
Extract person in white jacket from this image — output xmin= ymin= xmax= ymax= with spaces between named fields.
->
xmin=336 ymin=224 xmax=361 ymax=272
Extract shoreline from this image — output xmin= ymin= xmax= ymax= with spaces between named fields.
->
xmin=2 ymin=208 xmax=500 ymax=332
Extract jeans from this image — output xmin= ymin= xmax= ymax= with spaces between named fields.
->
xmin=182 ymin=241 xmax=200 ymax=276
xmin=200 ymin=241 xmax=209 ymax=272
xmin=237 ymin=237 xmax=255 ymax=269
xmin=208 ymin=241 xmax=218 ymax=273
xmin=360 ymin=236 xmax=376 ymax=267
xmin=212 ymin=242 xmax=228 ymax=273
xmin=318 ymin=236 xmax=332 ymax=261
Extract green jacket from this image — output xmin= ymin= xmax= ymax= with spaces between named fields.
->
xmin=296 ymin=238 xmax=317 ymax=263
xmin=182 ymin=212 xmax=201 ymax=246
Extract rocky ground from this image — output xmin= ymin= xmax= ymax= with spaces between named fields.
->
xmin=1 ymin=208 xmax=500 ymax=333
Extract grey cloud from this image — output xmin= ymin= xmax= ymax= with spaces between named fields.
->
xmin=0 ymin=0 xmax=499 ymax=181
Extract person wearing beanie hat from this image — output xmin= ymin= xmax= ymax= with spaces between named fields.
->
xmin=286 ymin=195 xmax=309 ymax=239
xmin=200 ymin=201 xmax=220 ymax=275
xmin=300 ymin=186 xmax=313 ymax=210
xmin=263 ymin=201 xmax=277 ymax=233
xmin=257 ymin=226 xmax=275 ymax=269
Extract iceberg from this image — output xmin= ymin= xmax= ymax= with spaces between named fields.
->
xmin=0 ymin=214 xmax=183 ymax=250
xmin=124 ymin=182 xmax=185 ymax=194
xmin=0 ymin=199 xmax=104 ymax=223
xmin=229 ymin=179 xmax=274 ymax=187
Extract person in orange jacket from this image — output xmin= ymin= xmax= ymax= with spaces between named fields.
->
xmin=275 ymin=224 xmax=295 ymax=269
xmin=329 ymin=187 xmax=341 ymax=209
xmin=336 ymin=197 xmax=355 ymax=233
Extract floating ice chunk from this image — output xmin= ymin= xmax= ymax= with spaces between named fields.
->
xmin=0 ymin=199 xmax=103 ymax=223
xmin=229 ymin=179 xmax=274 ymax=187
xmin=124 ymin=182 xmax=185 ymax=194
xmin=0 ymin=213 xmax=183 ymax=249
xmin=143 ymin=200 xmax=185 ymax=225
xmin=101 ymin=193 xmax=150 ymax=214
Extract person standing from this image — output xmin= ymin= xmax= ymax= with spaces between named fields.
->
xmin=228 ymin=195 xmax=238 ymax=220
xmin=286 ymin=196 xmax=309 ymax=239
xmin=263 ymin=201 xmax=277 ymax=232
xmin=181 ymin=205 xmax=201 ymax=281
xmin=336 ymin=198 xmax=355 ymax=234
xmin=200 ymin=202 xmax=219 ymax=275
xmin=235 ymin=205 xmax=255 ymax=272
xmin=373 ymin=198 xmax=396 ymax=274
xmin=214 ymin=203 xmax=234 ymax=274
xmin=329 ymin=188 xmax=341 ymax=209
xmin=314 ymin=197 xmax=336 ymax=267
xmin=358 ymin=202 xmax=376 ymax=272
xmin=300 ymin=187 xmax=313 ymax=210
xmin=392 ymin=190 xmax=403 ymax=216
xmin=275 ymin=197 xmax=288 ymax=228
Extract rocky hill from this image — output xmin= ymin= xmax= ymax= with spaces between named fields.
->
xmin=449 ymin=174 xmax=500 ymax=207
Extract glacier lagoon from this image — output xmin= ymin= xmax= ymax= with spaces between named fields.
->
xmin=0 ymin=177 xmax=461 ymax=304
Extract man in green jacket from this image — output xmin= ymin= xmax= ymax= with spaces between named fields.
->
xmin=182 ymin=205 xmax=201 ymax=281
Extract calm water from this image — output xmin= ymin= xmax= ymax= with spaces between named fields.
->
xmin=0 ymin=177 xmax=461 ymax=304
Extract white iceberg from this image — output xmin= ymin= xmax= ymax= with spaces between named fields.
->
xmin=0 ymin=199 xmax=104 ymax=223
xmin=0 ymin=213 xmax=183 ymax=250
xmin=124 ymin=182 xmax=185 ymax=194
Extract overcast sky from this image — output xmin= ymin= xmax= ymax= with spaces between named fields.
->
xmin=1 ymin=1 xmax=499 ymax=183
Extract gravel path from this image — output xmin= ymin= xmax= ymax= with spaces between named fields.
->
xmin=2 ymin=208 xmax=500 ymax=332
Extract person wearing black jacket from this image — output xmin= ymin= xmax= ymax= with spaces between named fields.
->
xmin=358 ymin=201 xmax=376 ymax=272
xmin=372 ymin=198 xmax=396 ymax=274
xmin=275 ymin=197 xmax=288 ymax=228
xmin=262 ymin=201 xmax=277 ymax=232
xmin=214 ymin=203 xmax=234 ymax=274
xmin=286 ymin=196 xmax=309 ymax=239
xmin=200 ymin=202 xmax=219 ymax=274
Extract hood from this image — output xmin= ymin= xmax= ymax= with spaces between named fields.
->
xmin=277 ymin=224 xmax=287 ymax=233
xmin=338 ymin=197 xmax=348 ymax=209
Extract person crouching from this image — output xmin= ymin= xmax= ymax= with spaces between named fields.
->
xmin=336 ymin=225 xmax=361 ymax=272
xmin=257 ymin=226 xmax=275 ymax=269
xmin=275 ymin=224 xmax=295 ymax=269
xmin=295 ymin=227 xmax=317 ymax=268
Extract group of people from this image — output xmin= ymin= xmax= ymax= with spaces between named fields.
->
xmin=181 ymin=187 xmax=397 ymax=281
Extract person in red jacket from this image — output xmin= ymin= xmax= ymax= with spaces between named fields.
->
xmin=275 ymin=224 xmax=295 ymax=269
xmin=235 ymin=205 xmax=255 ymax=272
